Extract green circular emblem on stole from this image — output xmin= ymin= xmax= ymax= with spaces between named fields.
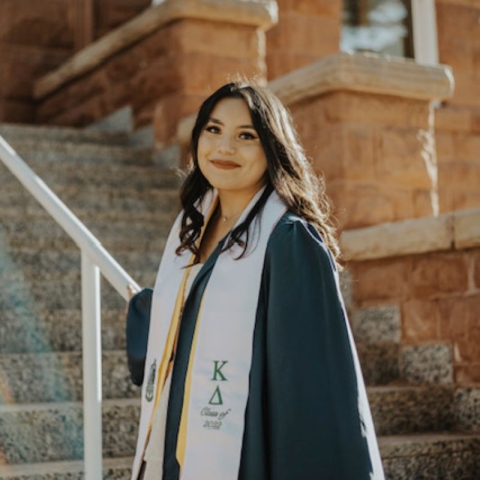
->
xmin=145 ymin=360 xmax=156 ymax=402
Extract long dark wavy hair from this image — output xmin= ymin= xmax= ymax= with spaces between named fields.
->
xmin=175 ymin=81 xmax=341 ymax=265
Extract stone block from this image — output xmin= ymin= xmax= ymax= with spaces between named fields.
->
xmin=1 ymin=46 xmax=69 ymax=100
xmin=438 ymin=160 xmax=480 ymax=191
xmin=436 ymin=296 xmax=471 ymax=343
xmin=368 ymin=385 xmax=454 ymax=435
xmin=436 ymin=2 xmax=480 ymax=41
xmin=373 ymin=128 xmax=435 ymax=189
xmin=438 ymin=35 xmax=474 ymax=75
xmin=0 ymin=100 xmax=34 ymax=124
xmin=181 ymin=52 xmax=266 ymax=97
xmin=452 ymin=132 xmax=480 ymax=161
xmin=435 ymin=131 xmax=455 ymax=161
xmin=380 ymin=433 xmax=480 ymax=480
xmin=328 ymin=181 xmax=425 ymax=230
xmin=0 ymin=351 xmax=140 ymax=403
xmin=350 ymin=259 xmax=411 ymax=304
xmin=276 ymin=0 xmax=342 ymax=16
xmin=402 ymin=299 xmax=439 ymax=343
xmin=400 ymin=343 xmax=453 ymax=384
xmin=439 ymin=185 xmax=480 ymax=214
xmin=454 ymin=209 xmax=480 ymax=249
xmin=267 ymin=52 xmax=323 ymax=80
xmin=340 ymin=214 xmax=453 ymax=262
xmin=36 ymin=68 xmax=110 ymax=122
xmin=473 ymin=40 xmax=480 ymax=80
xmin=410 ymin=253 xmax=468 ymax=298
xmin=474 ymin=251 xmax=480 ymax=289
xmin=154 ymin=92 xmax=206 ymax=149
xmin=356 ymin=342 xmax=400 ymax=386
xmin=0 ymin=399 xmax=140 ymax=464
xmin=455 ymin=387 xmax=480 ymax=432
xmin=0 ymin=0 xmax=75 ymax=49
xmin=435 ymin=106 xmax=472 ymax=133
xmin=174 ymin=19 xmax=261 ymax=59
xmin=306 ymin=125 xmax=375 ymax=183
xmin=43 ymin=94 xmax=108 ymax=127
xmin=268 ymin=11 xmax=338 ymax=55
xmin=455 ymin=364 xmax=480 ymax=384
xmin=351 ymin=305 xmax=401 ymax=343
xmin=448 ymin=73 xmax=480 ymax=108
xmin=319 ymin=92 xmax=431 ymax=130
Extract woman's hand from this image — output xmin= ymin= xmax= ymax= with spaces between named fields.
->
xmin=127 ymin=284 xmax=140 ymax=301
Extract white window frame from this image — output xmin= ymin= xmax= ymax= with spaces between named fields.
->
xmin=411 ymin=0 xmax=439 ymax=65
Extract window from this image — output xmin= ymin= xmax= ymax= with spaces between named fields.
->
xmin=341 ymin=0 xmax=414 ymax=58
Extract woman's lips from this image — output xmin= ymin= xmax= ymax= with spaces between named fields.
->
xmin=210 ymin=160 xmax=240 ymax=169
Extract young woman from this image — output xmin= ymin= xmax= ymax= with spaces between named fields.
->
xmin=127 ymin=82 xmax=384 ymax=480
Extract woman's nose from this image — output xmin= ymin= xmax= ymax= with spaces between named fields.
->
xmin=217 ymin=135 xmax=236 ymax=155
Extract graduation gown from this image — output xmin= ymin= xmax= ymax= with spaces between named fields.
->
xmin=133 ymin=212 xmax=383 ymax=480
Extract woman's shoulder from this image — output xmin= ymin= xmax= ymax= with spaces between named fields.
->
xmin=267 ymin=211 xmax=337 ymax=272
xmin=270 ymin=211 xmax=325 ymax=247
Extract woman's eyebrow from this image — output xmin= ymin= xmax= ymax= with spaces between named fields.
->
xmin=209 ymin=117 xmax=255 ymax=129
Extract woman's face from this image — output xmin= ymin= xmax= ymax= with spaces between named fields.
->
xmin=197 ymin=97 xmax=268 ymax=197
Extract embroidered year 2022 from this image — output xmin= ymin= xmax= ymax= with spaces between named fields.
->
xmin=201 ymin=360 xmax=231 ymax=430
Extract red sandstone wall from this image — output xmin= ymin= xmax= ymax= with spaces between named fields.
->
xmin=435 ymin=0 xmax=480 ymax=213
xmin=95 ymin=0 xmax=151 ymax=39
xmin=266 ymin=0 xmax=341 ymax=79
xmin=350 ymin=248 xmax=480 ymax=384
xmin=0 ymin=0 xmax=75 ymax=123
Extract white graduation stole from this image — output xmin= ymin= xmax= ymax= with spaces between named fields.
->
xmin=131 ymin=188 xmax=287 ymax=480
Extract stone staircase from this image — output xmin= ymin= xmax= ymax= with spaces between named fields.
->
xmin=0 ymin=124 xmax=479 ymax=479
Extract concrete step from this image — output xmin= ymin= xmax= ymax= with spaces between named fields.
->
xmin=0 ymin=213 xmax=172 ymax=252
xmin=357 ymin=342 xmax=400 ymax=386
xmin=0 ymin=157 xmax=182 ymax=191
xmin=0 ymin=308 xmax=126 ymax=354
xmin=379 ymin=432 xmax=480 ymax=480
xmin=369 ymin=385 xmax=454 ymax=436
xmin=9 ymin=140 xmax=157 ymax=166
xmin=0 ymin=351 xmax=140 ymax=404
xmin=0 ymin=456 xmax=133 ymax=480
xmin=0 ymin=272 xmax=155 ymax=312
xmin=0 ymin=123 xmax=130 ymax=146
xmin=455 ymin=387 xmax=480 ymax=433
xmin=0 ymin=399 xmax=139 ymax=465
xmin=0 ymin=247 xmax=159 ymax=277
xmin=352 ymin=304 xmax=401 ymax=344
xmin=0 ymin=182 xmax=180 ymax=219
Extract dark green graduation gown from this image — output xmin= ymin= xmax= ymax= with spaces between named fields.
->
xmin=150 ymin=212 xmax=381 ymax=479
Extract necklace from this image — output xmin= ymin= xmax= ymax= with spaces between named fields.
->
xmin=219 ymin=208 xmax=243 ymax=223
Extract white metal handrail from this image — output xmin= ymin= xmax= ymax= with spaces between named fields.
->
xmin=0 ymin=136 xmax=140 ymax=479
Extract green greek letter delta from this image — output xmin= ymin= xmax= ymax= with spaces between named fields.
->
xmin=211 ymin=360 xmax=228 ymax=381
xmin=209 ymin=385 xmax=224 ymax=405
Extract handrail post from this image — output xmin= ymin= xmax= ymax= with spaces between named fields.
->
xmin=82 ymin=252 xmax=103 ymax=479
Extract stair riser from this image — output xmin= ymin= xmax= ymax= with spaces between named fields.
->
xmin=0 ymin=402 xmax=140 ymax=465
xmin=382 ymin=439 xmax=480 ymax=480
xmin=369 ymin=387 xmax=454 ymax=436
xmin=0 ymin=352 xmax=140 ymax=404
xmin=0 ymin=125 xmax=130 ymax=146
xmin=0 ymin=162 xmax=181 ymax=190
xmin=0 ymin=248 xmax=160 ymax=276
xmin=0 ymin=185 xmax=181 ymax=219
xmin=11 ymin=142 xmax=156 ymax=166
xmin=1 ymin=221 xmax=170 ymax=255
xmin=0 ymin=309 xmax=126 ymax=354
xmin=357 ymin=342 xmax=400 ymax=386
